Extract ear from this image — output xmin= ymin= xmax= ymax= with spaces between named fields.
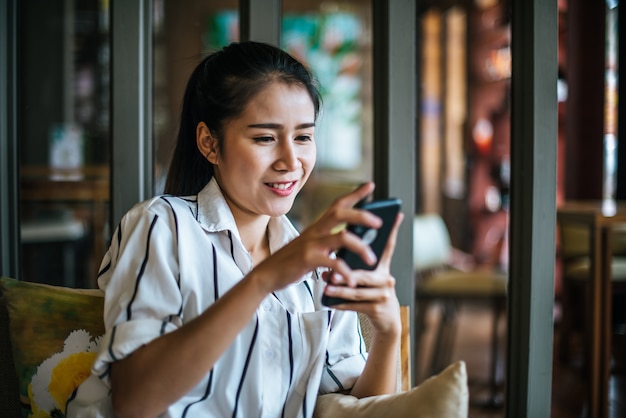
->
xmin=196 ymin=122 xmax=219 ymax=165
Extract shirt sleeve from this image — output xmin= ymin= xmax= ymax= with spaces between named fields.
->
xmin=91 ymin=203 xmax=183 ymax=382
xmin=318 ymin=309 xmax=368 ymax=393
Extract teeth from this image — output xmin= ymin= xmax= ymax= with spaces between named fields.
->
xmin=270 ymin=182 xmax=293 ymax=190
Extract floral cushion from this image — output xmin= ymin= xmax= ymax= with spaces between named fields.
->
xmin=0 ymin=277 xmax=104 ymax=418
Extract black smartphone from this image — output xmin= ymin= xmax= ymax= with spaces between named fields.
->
xmin=321 ymin=197 xmax=402 ymax=306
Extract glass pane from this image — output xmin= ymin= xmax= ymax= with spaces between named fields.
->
xmin=282 ymin=0 xmax=373 ymax=229
xmin=18 ymin=0 xmax=111 ymax=289
xmin=153 ymin=0 xmax=240 ymax=195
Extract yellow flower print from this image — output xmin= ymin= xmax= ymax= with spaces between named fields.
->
xmin=29 ymin=330 xmax=101 ymax=418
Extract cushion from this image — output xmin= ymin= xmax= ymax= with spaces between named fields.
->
xmin=313 ymin=361 xmax=468 ymax=418
xmin=0 ymin=277 xmax=104 ymax=418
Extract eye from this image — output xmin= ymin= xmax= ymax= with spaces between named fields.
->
xmin=295 ymin=134 xmax=313 ymax=142
xmin=254 ymin=136 xmax=275 ymax=143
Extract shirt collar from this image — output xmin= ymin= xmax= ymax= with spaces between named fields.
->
xmin=196 ymin=178 xmax=303 ymax=255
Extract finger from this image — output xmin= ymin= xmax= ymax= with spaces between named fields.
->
xmin=323 ymin=280 xmax=396 ymax=304
xmin=308 ymin=182 xmax=383 ymax=237
xmin=376 ymin=212 xmax=404 ymax=270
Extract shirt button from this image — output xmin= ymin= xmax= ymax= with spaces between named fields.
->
xmin=265 ymin=349 xmax=275 ymax=360
xmin=262 ymin=301 xmax=272 ymax=311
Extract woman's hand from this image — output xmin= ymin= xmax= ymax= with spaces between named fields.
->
xmin=322 ymin=210 xmax=404 ymax=335
xmin=251 ymin=182 xmax=387 ymax=293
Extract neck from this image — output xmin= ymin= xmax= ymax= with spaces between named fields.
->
xmin=236 ymin=216 xmax=271 ymax=265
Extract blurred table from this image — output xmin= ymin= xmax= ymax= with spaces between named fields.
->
xmin=20 ymin=165 xmax=110 ymax=287
xmin=557 ymin=200 xmax=626 ymax=418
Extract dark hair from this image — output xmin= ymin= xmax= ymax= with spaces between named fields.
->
xmin=164 ymin=41 xmax=322 ymax=196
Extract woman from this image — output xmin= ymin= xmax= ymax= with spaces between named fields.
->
xmin=68 ymin=41 xmax=403 ymax=418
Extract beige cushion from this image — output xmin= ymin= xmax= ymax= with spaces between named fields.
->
xmin=313 ymin=361 xmax=468 ymax=418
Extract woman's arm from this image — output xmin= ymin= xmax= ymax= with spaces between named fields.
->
xmin=349 ymin=304 xmax=401 ymax=397
xmin=110 ymin=267 xmax=271 ymax=418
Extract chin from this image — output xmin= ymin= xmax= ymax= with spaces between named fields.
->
xmin=266 ymin=201 xmax=296 ymax=217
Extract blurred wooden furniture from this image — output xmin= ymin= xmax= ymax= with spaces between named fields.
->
xmin=557 ymin=200 xmax=626 ymax=418
xmin=412 ymin=214 xmax=507 ymax=406
xmin=20 ymin=166 xmax=110 ymax=288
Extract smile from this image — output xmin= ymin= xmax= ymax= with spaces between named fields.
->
xmin=267 ymin=182 xmax=295 ymax=190
xmin=265 ymin=181 xmax=298 ymax=197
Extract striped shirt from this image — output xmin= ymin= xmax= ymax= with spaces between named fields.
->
xmin=68 ymin=178 xmax=367 ymax=418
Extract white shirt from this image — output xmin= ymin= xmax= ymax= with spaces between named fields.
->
xmin=67 ymin=178 xmax=367 ymax=418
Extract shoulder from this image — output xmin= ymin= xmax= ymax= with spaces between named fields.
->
xmin=118 ymin=194 xmax=200 ymax=231
xmin=129 ymin=194 xmax=197 ymax=216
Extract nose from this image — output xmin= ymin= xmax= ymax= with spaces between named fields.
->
xmin=274 ymin=140 xmax=301 ymax=172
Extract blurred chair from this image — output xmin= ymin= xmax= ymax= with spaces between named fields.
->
xmin=20 ymin=210 xmax=86 ymax=287
xmin=413 ymin=214 xmax=507 ymax=406
xmin=557 ymin=221 xmax=626 ymax=368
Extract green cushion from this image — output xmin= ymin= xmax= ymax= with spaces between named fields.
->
xmin=0 ymin=277 xmax=104 ymax=418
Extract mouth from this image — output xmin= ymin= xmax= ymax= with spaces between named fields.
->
xmin=265 ymin=181 xmax=298 ymax=195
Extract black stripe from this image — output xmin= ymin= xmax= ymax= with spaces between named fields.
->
xmin=179 ymin=196 xmax=198 ymax=218
xmin=98 ymin=365 xmax=110 ymax=380
xmin=232 ymin=317 xmax=259 ymax=418
xmin=357 ymin=321 xmax=366 ymax=355
xmin=65 ymin=385 xmax=78 ymax=414
xmin=160 ymin=320 xmax=168 ymax=335
xmin=160 ymin=197 xmax=179 ymax=239
xmin=117 ymin=221 xmax=122 ymax=247
xmin=161 ymin=197 xmax=182 ymax=288
xmin=107 ymin=326 xmax=119 ymax=362
xmin=126 ymin=214 xmax=159 ymax=321
xmin=323 ymin=310 xmax=345 ymax=391
xmin=181 ymin=369 xmax=214 ymax=418
xmin=228 ymin=230 xmax=235 ymax=260
xmin=212 ymin=244 xmax=219 ymax=300
xmin=302 ymin=391 xmax=307 ymax=418
xmin=302 ymin=280 xmax=314 ymax=305
xmin=326 ymin=368 xmax=344 ymax=391
xmin=286 ymin=312 xmax=294 ymax=387
xmin=97 ymin=261 xmax=111 ymax=278
xmin=281 ymin=311 xmax=295 ymax=418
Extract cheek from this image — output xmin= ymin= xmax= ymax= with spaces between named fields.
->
xmin=301 ymin=146 xmax=317 ymax=169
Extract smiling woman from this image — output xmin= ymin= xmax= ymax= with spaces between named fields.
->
xmin=66 ymin=41 xmax=404 ymax=418
xmin=196 ymin=82 xmax=317 ymax=221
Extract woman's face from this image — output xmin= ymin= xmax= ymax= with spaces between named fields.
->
xmin=207 ymin=82 xmax=316 ymax=220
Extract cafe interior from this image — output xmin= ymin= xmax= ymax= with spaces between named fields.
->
xmin=1 ymin=0 xmax=625 ymax=417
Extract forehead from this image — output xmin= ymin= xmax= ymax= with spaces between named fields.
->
xmin=242 ymin=82 xmax=315 ymax=117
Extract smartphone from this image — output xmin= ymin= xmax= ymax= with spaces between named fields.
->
xmin=321 ymin=197 xmax=402 ymax=306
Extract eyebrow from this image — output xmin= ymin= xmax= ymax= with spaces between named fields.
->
xmin=247 ymin=122 xmax=316 ymax=130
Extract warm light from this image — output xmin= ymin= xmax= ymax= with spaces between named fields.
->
xmin=473 ymin=117 xmax=493 ymax=154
